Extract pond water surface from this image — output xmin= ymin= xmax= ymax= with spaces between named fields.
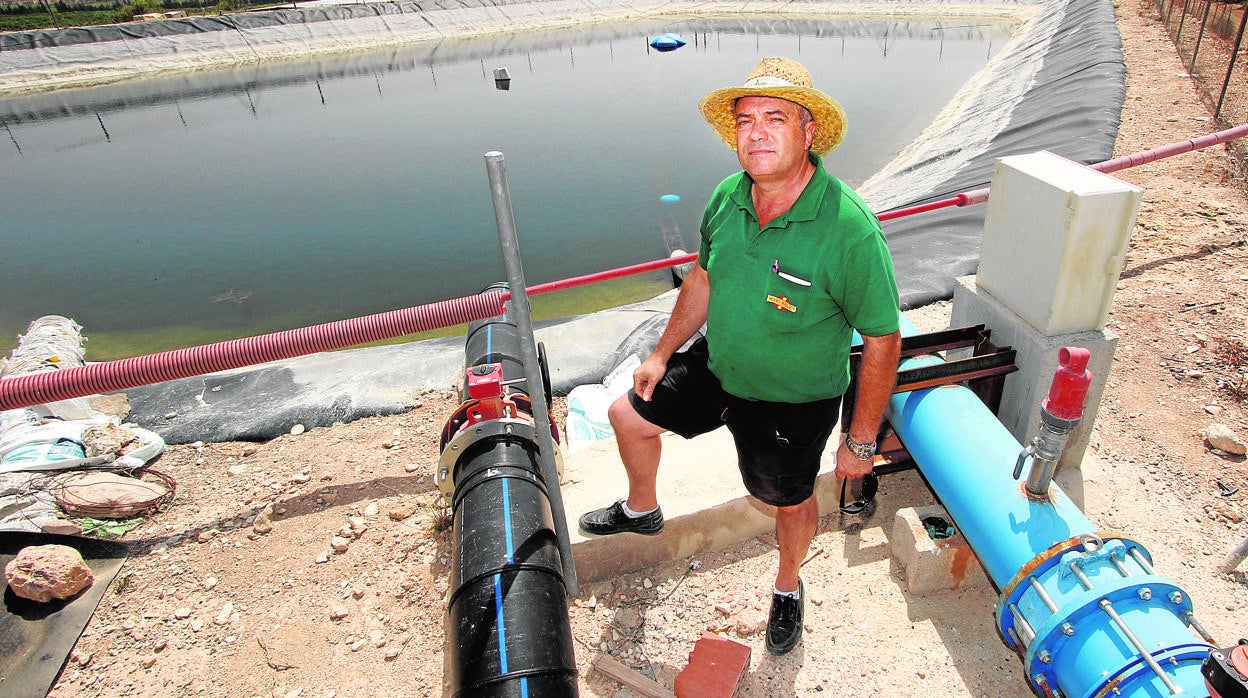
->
xmin=0 ymin=16 xmax=1013 ymax=358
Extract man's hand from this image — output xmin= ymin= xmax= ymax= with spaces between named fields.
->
xmin=632 ymin=355 xmax=668 ymax=402
xmin=835 ymin=439 xmax=874 ymax=479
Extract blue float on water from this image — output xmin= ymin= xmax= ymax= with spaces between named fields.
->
xmin=649 ymin=33 xmax=687 ymax=52
xmin=659 ymin=194 xmax=681 ymax=203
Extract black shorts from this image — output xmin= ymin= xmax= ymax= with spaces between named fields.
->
xmin=629 ymin=337 xmax=842 ymax=507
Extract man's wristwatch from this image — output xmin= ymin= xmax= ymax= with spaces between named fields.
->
xmin=844 ymin=434 xmax=877 ymax=461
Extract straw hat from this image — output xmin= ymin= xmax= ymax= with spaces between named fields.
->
xmin=699 ymin=57 xmax=847 ymax=156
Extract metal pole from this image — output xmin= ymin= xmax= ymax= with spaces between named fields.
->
xmin=483 ymin=150 xmax=579 ymax=598
xmin=1190 ymin=0 xmax=1212 ymax=74
xmin=1215 ymin=5 xmax=1248 ymax=119
xmin=1176 ymin=0 xmax=1193 ymax=49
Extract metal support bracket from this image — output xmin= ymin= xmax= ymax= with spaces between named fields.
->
xmin=844 ymin=325 xmax=1018 ymax=476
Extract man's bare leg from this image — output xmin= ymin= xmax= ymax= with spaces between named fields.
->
xmin=606 ymin=393 xmax=665 ymax=512
xmin=774 ymin=494 xmax=818 ymax=592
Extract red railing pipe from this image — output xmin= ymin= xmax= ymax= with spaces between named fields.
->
xmin=877 ymin=122 xmax=1248 ymax=221
xmin=1091 ymin=122 xmax=1248 ymax=174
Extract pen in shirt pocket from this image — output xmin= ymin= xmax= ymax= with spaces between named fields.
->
xmin=771 ymin=259 xmax=812 ymax=287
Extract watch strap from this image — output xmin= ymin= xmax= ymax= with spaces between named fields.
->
xmin=844 ymin=434 xmax=877 ymax=460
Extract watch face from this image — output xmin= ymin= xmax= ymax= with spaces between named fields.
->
xmin=846 ymin=437 xmax=875 ymax=459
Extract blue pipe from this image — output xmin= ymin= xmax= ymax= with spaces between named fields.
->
xmin=885 ymin=348 xmax=1214 ymax=697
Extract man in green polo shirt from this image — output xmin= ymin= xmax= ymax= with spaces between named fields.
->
xmin=579 ymin=57 xmax=902 ymax=656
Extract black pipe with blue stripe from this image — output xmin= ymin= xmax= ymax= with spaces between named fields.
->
xmin=442 ymin=309 xmax=577 ymax=697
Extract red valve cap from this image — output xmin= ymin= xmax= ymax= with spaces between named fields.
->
xmin=1043 ymin=347 xmax=1092 ymax=421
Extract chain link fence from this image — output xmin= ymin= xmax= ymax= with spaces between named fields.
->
xmin=1152 ymin=0 xmax=1248 ymax=178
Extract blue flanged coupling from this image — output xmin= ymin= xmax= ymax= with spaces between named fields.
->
xmin=997 ymin=533 xmax=1215 ymax=697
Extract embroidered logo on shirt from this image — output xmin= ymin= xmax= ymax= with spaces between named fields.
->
xmin=767 ymin=294 xmax=797 ymax=313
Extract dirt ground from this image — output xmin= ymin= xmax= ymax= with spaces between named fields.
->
xmin=30 ymin=1 xmax=1248 ymax=696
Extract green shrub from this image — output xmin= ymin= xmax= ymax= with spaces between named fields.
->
xmin=114 ymin=0 xmax=159 ymax=21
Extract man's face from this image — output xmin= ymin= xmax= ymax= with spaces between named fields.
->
xmin=733 ymin=96 xmax=816 ymax=181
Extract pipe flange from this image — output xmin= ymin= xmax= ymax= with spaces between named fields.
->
xmin=998 ymin=531 xmax=1143 ymax=618
xmin=436 ymin=418 xmax=564 ymax=500
xmin=997 ymin=532 xmax=1147 ymax=650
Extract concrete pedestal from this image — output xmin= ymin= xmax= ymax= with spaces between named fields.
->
xmin=950 ymin=275 xmax=1116 ymax=508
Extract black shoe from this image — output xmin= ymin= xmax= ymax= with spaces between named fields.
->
xmin=766 ymin=579 xmax=804 ymax=656
xmin=578 ymin=500 xmax=664 ymax=536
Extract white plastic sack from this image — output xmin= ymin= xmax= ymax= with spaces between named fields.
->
xmin=564 ymin=354 xmax=640 ymax=453
xmin=0 ymin=410 xmax=165 ymax=473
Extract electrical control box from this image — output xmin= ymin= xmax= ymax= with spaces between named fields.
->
xmin=976 ymin=151 xmax=1143 ymax=336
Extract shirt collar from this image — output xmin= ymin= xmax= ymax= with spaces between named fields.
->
xmin=730 ymin=152 xmax=829 ymax=227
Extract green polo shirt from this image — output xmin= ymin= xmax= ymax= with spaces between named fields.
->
xmin=698 ymin=153 xmax=899 ymax=403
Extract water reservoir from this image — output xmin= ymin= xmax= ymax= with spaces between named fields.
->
xmin=0 ymin=17 xmax=1012 ymax=358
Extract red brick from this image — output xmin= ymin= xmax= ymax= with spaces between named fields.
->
xmin=674 ymin=632 xmax=752 ymax=697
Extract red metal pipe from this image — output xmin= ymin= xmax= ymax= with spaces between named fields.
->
xmin=1091 ymin=122 xmax=1248 ymax=174
xmin=518 ymin=253 xmax=699 ymax=299
xmin=878 ymin=123 xmax=1247 ymax=220
xmin=0 ymin=292 xmax=505 ymax=411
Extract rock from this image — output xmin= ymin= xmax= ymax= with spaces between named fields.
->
xmin=388 ymin=504 xmax=417 ymax=521
xmin=202 ymin=576 xmax=218 ymax=591
xmin=4 ymin=544 xmax=94 ymax=603
xmin=290 ymin=424 xmax=306 ymax=436
xmin=140 ymin=656 xmax=157 ymax=669
xmin=1210 ymin=503 xmax=1244 ymax=523
xmin=227 ymin=465 xmax=247 ymax=477
xmin=364 ymin=502 xmax=380 ymax=518
xmin=39 ymin=518 xmax=83 ymax=536
xmin=215 ymin=602 xmax=234 ymax=625
xmin=253 ymin=514 xmax=273 ymax=535
xmin=348 ymin=516 xmax=368 ymax=534
xmin=315 ymin=551 xmax=331 ymax=564
xmin=1205 ymin=424 xmax=1247 ymax=455
xmin=617 ymin=607 xmax=642 ymax=630
xmin=191 ymin=619 xmax=204 ymax=632
xmin=331 ymin=536 xmax=351 ymax=553
xmin=734 ymin=612 xmax=765 ymax=637
xmin=329 ymin=605 xmax=349 ymax=620
xmin=242 ymin=444 xmax=260 ymax=456
xmin=385 ymin=647 xmax=402 ymax=661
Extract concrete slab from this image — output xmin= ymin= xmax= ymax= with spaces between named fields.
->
xmin=562 ymin=428 xmax=851 ymax=583
xmin=561 ymin=302 xmax=956 ymax=583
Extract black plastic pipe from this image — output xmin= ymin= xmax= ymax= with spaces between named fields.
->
xmin=442 ymin=310 xmax=577 ymax=698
